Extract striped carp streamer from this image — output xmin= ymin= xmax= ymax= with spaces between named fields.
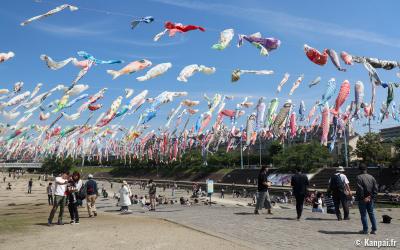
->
xmin=289 ymin=74 xmax=304 ymax=95
xmin=353 ymin=81 xmax=364 ymax=119
xmin=245 ymin=113 xmax=256 ymax=147
xmin=326 ymin=49 xmax=346 ymax=71
xmin=212 ymin=29 xmax=234 ymax=50
xmin=21 ymin=4 xmax=78 ymax=26
xmin=237 ymin=32 xmax=281 ymax=56
xmin=154 ymin=21 xmax=205 ymax=42
xmin=131 ymin=16 xmax=154 ymax=29
xmin=318 ymin=78 xmax=336 ymax=106
xmin=272 ymin=100 xmax=292 ymax=137
xmin=331 ymin=80 xmax=350 ymax=116
xmin=265 ymin=98 xmax=279 ymax=128
xmin=320 ymin=103 xmax=330 ymax=146
xmin=177 ymin=64 xmax=215 ymax=82
xmin=309 ymin=76 xmax=321 ymax=88
xmin=136 ymin=63 xmax=172 ymax=82
xmin=304 ymin=44 xmax=328 ymax=66
xmin=276 ymin=73 xmax=290 ymax=93
xmin=0 ymin=51 xmax=15 ymax=63
xmin=231 ymin=69 xmax=274 ymax=82
xmin=107 ymin=59 xmax=152 ymax=80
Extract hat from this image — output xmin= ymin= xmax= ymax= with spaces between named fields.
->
xmin=88 ymin=174 xmax=93 ymax=179
xmin=336 ymin=166 xmax=345 ymax=172
xmin=122 ymin=180 xmax=127 ymax=185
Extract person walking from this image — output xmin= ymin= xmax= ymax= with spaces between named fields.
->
xmin=254 ymin=166 xmax=272 ymax=215
xmin=28 ymin=178 xmax=33 ymax=194
xmin=48 ymin=172 xmax=68 ymax=226
xmin=119 ymin=181 xmax=132 ymax=213
xmin=220 ymin=187 xmax=225 ymax=199
xmin=172 ymin=182 xmax=177 ymax=197
xmin=67 ymin=172 xmax=83 ymax=224
xmin=147 ymin=179 xmax=157 ymax=211
xmin=356 ymin=164 xmax=378 ymax=235
xmin=86 ymin=174 xmax=98 ymax=218
xmin=291 ymin=167 xmax=309 ymax=220
xmin=47 ymin=182 xmax=54 ymax=205
xmin=328 ymin=166 xmax=351 ymax=220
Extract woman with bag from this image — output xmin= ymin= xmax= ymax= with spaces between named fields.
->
xmin=67 ymin=172 xmax=83 ymax=224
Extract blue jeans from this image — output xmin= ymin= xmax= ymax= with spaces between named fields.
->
xmin=358 ymin=200 xmax=377 ymax=232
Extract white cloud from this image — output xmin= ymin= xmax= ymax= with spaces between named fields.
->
xmin=152 ymin=0 xmax=400 ymax=48
xmin=108 ymin=35 xmax=188 ymax=47
xmin=31 ymin=21 xmax=110 ymax=37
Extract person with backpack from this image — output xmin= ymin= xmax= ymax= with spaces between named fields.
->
xmin=328 ymin=166 xmax=351 ymax=221
xmin=356 ymin=163 xmax=378 ymax=234
xmin=147 ymin=179 xmax=157 ymax=211
xmin=86 ymin=174 xmax=98 ymax=217
xmin=67 ymin=171 xmax=83 ymax=224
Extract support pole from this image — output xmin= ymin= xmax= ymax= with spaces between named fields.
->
xmin=240 ymin=137 xmax=244 ymax=169
xmin=344 ymin=125 xmax=349 ymax=168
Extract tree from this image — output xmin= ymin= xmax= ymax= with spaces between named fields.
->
xmin=339 ymin=145 xmax=353 ymax=166
xmin=268 ymin=141 xmax=283 ymax=158
xmin=353 ymin=132 xmax=389 ymax=165
xmin=272 ymin=141 xmax=332 ymax=172
xmin=392 ymin=137 xmax=400 ymax=156
xmin=41 ymin=157 xmax=75 ymax=174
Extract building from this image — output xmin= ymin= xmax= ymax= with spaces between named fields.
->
xmin=331 ymin=134 xmax=360 ymax=164
xmin=380 ymin=126 xmax=400 ymax=142
xmin=380 ymin=126 xmax=400 ymax=157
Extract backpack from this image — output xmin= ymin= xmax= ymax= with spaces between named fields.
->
xmin=329 ymin=174 xmax=345 ymax=193
xmin=78 ymin=183 xmax=87 ymax=200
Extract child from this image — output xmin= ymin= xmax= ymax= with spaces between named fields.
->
xmin=312 ymin=192 xmax=324 ymax=213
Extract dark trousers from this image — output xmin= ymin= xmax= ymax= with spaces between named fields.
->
xmin=28 ymin=186 xmax=32 ymax=194
xmin=332 ymin=192 xmax=349 ymax=220
xmin=48 ymin=195 xmax=53 ymax=205
xmin=68 ymin=202 xmax=79 ymax=222
xmin=295 ymin=194 xmax=305 ymax=219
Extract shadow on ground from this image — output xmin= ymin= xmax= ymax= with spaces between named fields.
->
xmin=318 ymin=230 xmax=361 ymax=235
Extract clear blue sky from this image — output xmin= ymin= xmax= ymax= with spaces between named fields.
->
xmin=1 ymin=0 xmax=399 ymax=135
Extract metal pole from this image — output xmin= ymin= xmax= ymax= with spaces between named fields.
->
xmin=368 ymin=117 xmax=371 ymax=133
xmin=259 ymin=137 xmax=262 ymax=167
xmin=240 ymin=138 xmax=244 ymax=169
xmin=344 ymin=125 xmax=349 ymax=168
xmin=247 ymin=148 xmax=250 ymax=167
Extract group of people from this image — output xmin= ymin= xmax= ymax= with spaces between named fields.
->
xmin=255 ymin=164 xmax=378 ymax=235
xmin=47 ymin=172 xmax=98 ymax=226
xmin=117 ymin=179 xmax=157 ymax=212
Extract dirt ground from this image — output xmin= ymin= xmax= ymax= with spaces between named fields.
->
xmin=0 ymin=174 xmax=248 ymax=250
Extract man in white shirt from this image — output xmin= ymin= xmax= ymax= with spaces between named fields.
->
xmin=328 ymin=166 xmax=351 ymax=220
xmin=48 ymin=172 xmax=69 ymax=226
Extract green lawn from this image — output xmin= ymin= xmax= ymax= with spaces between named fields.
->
xmin=71 ymin=167 xmax=114 ymax=175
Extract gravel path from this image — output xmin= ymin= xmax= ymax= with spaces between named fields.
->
xmin=0 ymin=175 xmax=399 ymax=250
